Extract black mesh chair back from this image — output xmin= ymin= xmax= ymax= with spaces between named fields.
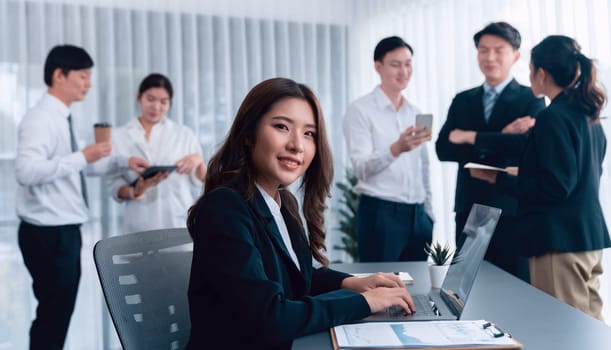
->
xmin=94 ymin=228 xmax=193 ymax=350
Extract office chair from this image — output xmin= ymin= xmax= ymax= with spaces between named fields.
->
xmin=94 ymin=228 xmax=193 ymax=350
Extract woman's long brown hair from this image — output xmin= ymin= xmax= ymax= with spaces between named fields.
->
xmin=187 ymin=78 xmax=334 ymax=266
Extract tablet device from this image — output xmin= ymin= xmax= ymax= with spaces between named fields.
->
xmin=141 ymin=165 xmax=177 ymax=179
xmin=131 ymin=165 xmax=176 ymax=185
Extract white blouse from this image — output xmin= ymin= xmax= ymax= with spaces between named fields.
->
xmin=255 ymin=184 xmax=301 ymax=271
xmin=108 ymin=117 xmax=204 ymax=233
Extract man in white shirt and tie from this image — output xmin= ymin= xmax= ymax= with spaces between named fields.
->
xmin=15 ymin=45 xmax=149 ymax=350
xmin=436 ymin=22 xmax=545 ymax=282
xmin=343 ymin=36 xmax=433 ymax=262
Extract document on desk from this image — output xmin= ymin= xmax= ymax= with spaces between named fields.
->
xmin=331 ymin=320 xmax=522 ymax=349
xmin=352 ymin=272 xmax=414 ymax=284
xmin=464 ymin=163 xmax=507 ymax=172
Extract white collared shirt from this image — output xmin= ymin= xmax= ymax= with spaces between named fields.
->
xmin=255 ymin=184 xmax=301 ymax=270
xmin=343 ymin=86 xmax=433 ymax=218
xmin=107 ymin=117 xmax=204 ymax=233
xmin=16 ymin=93 xmax=129 ymax=226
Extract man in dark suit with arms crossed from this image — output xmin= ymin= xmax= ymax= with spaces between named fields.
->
xmin=436 ymin=22 xmax=544 ymax=282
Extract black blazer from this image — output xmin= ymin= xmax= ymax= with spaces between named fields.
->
xmin=436 ymin=79 xmax=545 ymax=215
xmin=498 ymin=93 xmax=611 ymax=256
xmin=187 ymin=181 xmax=370 ymax=350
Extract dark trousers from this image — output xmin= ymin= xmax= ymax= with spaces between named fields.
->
xmin=18 ymin=221 xmax=82 ymax=350
xmin=455 ymin=212 xmax=530 ymax=283
xmin=356 ymin=195 xmax=433 ymax=262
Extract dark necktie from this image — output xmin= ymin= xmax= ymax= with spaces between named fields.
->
xmin=67 ymin=115 xmax=89 ymax=207
xmin=483 ymin=89 xmax=498 ymax=123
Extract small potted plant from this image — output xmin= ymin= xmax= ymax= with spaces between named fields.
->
xmin=424 ymin=241 xmax=461 ymax=288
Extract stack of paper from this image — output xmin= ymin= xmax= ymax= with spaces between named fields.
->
xmin=352 ymin=272 xmax=414 ymax=284
xmin=332 ymin=320 xmax=522 ymax=349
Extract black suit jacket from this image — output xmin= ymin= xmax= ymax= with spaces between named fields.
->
xmin=498 ymin=93 xmax=611 ymax=256
xmin=436 ymin=79 xmax=545 ymax=215
xmin=187 ymin=181 xmax=370 ymax=350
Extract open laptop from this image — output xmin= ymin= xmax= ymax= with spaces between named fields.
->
xmin=363 ymin=203 xmax=502 ymax=322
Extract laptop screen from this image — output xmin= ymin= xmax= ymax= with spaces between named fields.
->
xmin=439 ymin=204 xmax=502 ymax=317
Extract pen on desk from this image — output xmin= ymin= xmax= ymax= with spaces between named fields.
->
xmin=491 ymin=329 xmax=505 ymax=338
xmin=493 ymin=323 xmax=509 ymax=338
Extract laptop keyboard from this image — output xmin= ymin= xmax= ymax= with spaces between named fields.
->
xmin=388 ymin=294 xmax=440 ymax=318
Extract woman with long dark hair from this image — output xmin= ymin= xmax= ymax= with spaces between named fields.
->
xmin=471 ymin=35 xmax=610 ymax=320
xmin=186 ymin=78 xmax=414 ymax=349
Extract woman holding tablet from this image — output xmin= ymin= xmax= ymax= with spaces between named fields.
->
xmin=108 ymin=73 xmax=206 ymax=233
xmin=186 ymin=78 xmax=414 ymax=350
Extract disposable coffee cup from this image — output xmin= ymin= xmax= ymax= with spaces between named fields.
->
xmin=93 ymin=122 xmax=112 ymax=143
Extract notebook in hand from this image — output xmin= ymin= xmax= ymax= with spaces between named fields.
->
xmin=362 ymin=203 xmax=502 ymax=322
xmin=464 ymin=162 xmax=507 ymax=172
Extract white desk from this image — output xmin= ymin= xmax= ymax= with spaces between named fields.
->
xmin=293 ymin=261 xmax=611 ymax=349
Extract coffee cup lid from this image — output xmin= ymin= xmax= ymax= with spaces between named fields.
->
xmin=94 ymin=122 xmax=112 ymax=128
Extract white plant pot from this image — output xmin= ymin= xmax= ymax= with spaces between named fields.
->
xmin=428 ymin=264 xmax=449 ymax=289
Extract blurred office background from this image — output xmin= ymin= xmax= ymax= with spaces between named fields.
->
xmin=0 ymin=0 xmax=610 ymax=348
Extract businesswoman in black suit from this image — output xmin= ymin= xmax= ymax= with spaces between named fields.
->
xmin=471 ymin=35 xmax=610 ymax=320
xmin=186 ymin=78 xmax=415 ymax=349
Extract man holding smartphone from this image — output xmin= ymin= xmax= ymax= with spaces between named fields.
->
xmin=343 ymin=36 xmax=433 ymax=262
xmin=436 ymin=22 xmax=545 ymax=282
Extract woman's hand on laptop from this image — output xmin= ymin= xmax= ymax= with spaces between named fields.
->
xmin=361 ymin=287 xmax=415 ymax=314
xmin=341 ymin=272 xmax=403 ymax=292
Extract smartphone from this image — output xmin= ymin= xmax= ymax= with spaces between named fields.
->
xmin=415 ymin=113 xmax=433 ymax=131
